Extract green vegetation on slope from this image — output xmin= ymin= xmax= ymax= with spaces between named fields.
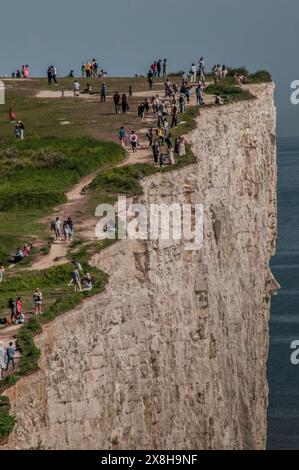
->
xmin=0 ymin=137 xmax=124 ymax=211
xmin=0 ymin=137 xmax=125 ymax=262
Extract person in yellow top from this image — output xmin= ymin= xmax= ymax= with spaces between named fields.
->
xmin=158 ymin=126 xmax=164 ymax=145
xmin=85 ymin=62 xmax=92 ymax=78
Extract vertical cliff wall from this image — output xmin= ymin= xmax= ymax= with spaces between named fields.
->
xmin=2 ymin=83 xmax=277 ymax=450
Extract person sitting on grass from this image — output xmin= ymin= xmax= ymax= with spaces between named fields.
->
xmin=11 ymin=247 xmax=24 ymax=264
xmin=215 ymin=93 xmax=224 ymax=106
xmin=22 ymin=243 xmax=31 ymax=257
xmin=82 ymin=83 xmax=92 ymax=94
xmin=83 ymin=271 xmax=93 ymax=291
xmin=33 ymin=288 xmax=43 ymax=315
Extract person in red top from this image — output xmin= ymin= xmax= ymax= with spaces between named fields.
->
xmin=15 ymin=297 xmax=22 ymax=320
xmin=9 ymin=107 xmax=16 ymax=123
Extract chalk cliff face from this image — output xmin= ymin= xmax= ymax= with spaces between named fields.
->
xmin=2 ymin=83 xmax=277 ymax=450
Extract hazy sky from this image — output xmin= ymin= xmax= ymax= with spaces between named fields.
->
xmin=0 ymin=0 xmax=298 ymax=136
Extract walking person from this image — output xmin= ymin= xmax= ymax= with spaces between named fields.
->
xmin=152 ymin=140 xmax=160 ymax=164
xmin=195 ymin=83 xmax=204 ymax=106
xmin=8 ymin=298 xmax=16 ymax=323
xmin=33 ymin=288 xmax=43 ymax=315
xmin=63 ymin=220 xmax=72 ymax=243
xmin=179 ymin=94 xmax=185 ymax=113
xmin=190 ymin=63 xmax=197 ymax=83
xmin=146 ymin=128 xmax=153 ymax=146
xmin=198 ymin=57 xmax=205 ymax=85
xmin=171 ymin=104 xmax=178 ymax=128
xmin=129 ymin=86 xmax=133 ymax=98
xmin=0 ymin=341 xmax=7 ymax=379
xmin=69 ymin=268 xmax=82 ymax=292
xmin=113 ymin=92 xmax=120 ymax=114
xmin=121 ymin=94 xmax=129 ymax=114
xmin=53 ymin=217 xmax=62 ymax=241
xmin=163 ymin=59 xmax=168 ymax=78
xmin=47 ymin=66 xmax=53 ymax=85
xmin=73 ymin=80 xmax=80 ymax=96
xmin=100 ymin=83 xmax=107 ymax=102
xmin=5 ymin=342 xmax=15 ymax=372
xmin=130 ymin=131 xmax=138 ymax=153
xmin=118 ymin=126 xmax=127 ymax=148
xmin=15 ymin=297 xmax=23 ymax=320
xmin=178 ymin=136 xmax=186 ymax=156
xmin=67 ymin=217 xmax=74 ymax=242
xmin=157 ymin=59 xmax=162 ymax=78
xmin=147 ymin=70 xmax=154 ymax=90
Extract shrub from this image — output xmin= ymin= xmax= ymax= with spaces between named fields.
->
xmin=249 ymin=70 xmax=272 ymax=83
xmin=0 ymin=396 xmax=16 ymax=440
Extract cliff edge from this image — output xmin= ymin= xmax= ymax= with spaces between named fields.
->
xmin=2 ymin=83 xmax=277 ymax=450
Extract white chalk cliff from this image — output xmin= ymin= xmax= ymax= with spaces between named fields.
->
xmin=2 ymin=83 xmax=278 ymax=450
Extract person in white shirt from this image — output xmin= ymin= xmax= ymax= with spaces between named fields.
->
xmin=191 ymin=64 xmax=197 ymax=83
xmin=73 ymin=80 xmax=80 ymax=97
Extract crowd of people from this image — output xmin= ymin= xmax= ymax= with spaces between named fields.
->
xmin=0 ymin=55 xmax=245 ymax=382
xmin=117 ymin=72 xmax=196 ymax=167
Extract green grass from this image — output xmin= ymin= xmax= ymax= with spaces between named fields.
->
xmin=0 ymin=396 xmax=16 ymax=441
xmin=91 ymin=146 xmax=195 ymax=197
xmin=205 ymin=80 xmax=255 ymax=103
xmin=0 ymin=137 xmax=124 ymax=211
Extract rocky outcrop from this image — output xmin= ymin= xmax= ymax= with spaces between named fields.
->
xmin=2 ymin=83 xmax=277 ymax=450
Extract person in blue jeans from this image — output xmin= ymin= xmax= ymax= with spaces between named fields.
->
xmin=5 ymin=342 xmax=15 ymax=371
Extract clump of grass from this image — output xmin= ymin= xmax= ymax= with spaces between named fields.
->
xmin=205 ymin=80 xmax=254 ymax=103
xmin=248 ymin=70 xmax=272 ymax=83
xmin=0 ymin=396 xmax=16 ymax=441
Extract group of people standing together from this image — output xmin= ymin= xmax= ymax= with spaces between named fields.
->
xmin=51 ymin=217 xmax=74 ymax=243
xmin=81 ymin=59 xmax=107 ymax=79
xmin=11 ymin=65 xmax=29 ymax=79
xmin=0 ymin=288 xmax=44 ymax=379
